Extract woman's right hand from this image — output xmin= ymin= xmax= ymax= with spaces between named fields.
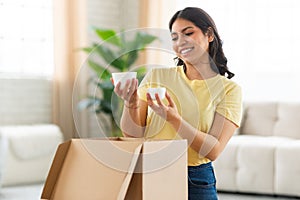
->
xmin=112 ymin=78 xmax=139 ymax=107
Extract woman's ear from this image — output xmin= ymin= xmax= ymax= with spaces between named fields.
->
xmin=207 ymin=27 xmax=214 ymax=42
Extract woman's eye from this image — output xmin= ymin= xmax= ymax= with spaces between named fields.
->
xmin=185 ymin=32 xmax=194 ymax=36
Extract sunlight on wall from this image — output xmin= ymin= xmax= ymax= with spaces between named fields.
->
xmin=176 ymin=0 xmax=300 ymax=102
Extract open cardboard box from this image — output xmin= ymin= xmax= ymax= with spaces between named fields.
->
xmin=41 ymin=137 xmax=188 ymax=200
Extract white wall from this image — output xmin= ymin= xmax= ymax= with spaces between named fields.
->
xmin=0 ymin=78 xmax=52 ymax=125
xmin=87 ymin=0 xmax=140 ymax=39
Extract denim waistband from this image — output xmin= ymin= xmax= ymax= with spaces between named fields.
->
xmin=188 ymin=162 xmax=212 ymax=169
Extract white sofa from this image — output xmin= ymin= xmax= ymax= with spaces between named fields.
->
xmin=0 ymin=78 xmax=64 ymax=189
xmin=0 ymin=124 xmax=63 ymax=187
xmin=214 ymin=102 xmax=300 ymax=197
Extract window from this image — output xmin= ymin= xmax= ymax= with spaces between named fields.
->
xmin=0 ymin=0 xmax=54 ymax=78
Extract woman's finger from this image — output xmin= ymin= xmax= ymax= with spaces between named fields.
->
xmin=146 ymin=93 xmax=154 ymax=106
xmin=155 ymin=93 xmax=164 ymax=107
xmin=114 ymin=81 xmax=121 ymax=93
xmin=134 ymin=78 xmax=139 ymax=90
xmin=127 ymin=78 xmax=137 ymax=97
xmin=166 ymin=91 xmax=175 ymax=107
xmin=147 ymin=93 xmax=161 ymax=111
xmin=122 ymin=79 xmax=131 ymax=93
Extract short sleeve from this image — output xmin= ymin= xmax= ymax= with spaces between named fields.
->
xmin=216 ymin=84 xmax=243 ymax=127
xmin=137 ymin=70 xmax=152 ymax=102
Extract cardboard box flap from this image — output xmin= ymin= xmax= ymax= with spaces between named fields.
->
xmin=41 ymin=139 xmax=145 ymax=200
xmin=41 ymin=140 xmax=72 ymax=199
xmin=41 ymin=138 xmax=188 ymax=200
xmin=142 ymin=139 xmax=188 ymax=199
xmin=117 ymin=144 xmax=142 ymax=200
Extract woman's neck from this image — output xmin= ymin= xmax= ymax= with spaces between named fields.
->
xmin=185 ymin=62 xmax=217 ymax=80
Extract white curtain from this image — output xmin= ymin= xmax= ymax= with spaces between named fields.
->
xmin=52 ymin=0 xmax=88 ymax=140
xmin=138 ymin=0 xmax=178 ymax=68
xmin=176 ymin=0 xmax=300 ymax=102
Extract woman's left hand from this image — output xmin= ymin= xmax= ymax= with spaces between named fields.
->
xmin=146 ymin=91 xmax=181 ymax=124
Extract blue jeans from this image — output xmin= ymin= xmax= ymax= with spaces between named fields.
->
xmin=188 ymin=162 xmax=218 ymax=200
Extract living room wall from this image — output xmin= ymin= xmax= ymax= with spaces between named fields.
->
xmin=0 ymin=78 xmax=52 ymax=125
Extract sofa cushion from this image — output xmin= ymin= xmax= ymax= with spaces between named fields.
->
xmin=240 ymin=102 xmax=277 ymax=136
xmin=273 ymin=103 xmax=300 ymax=139
xmin=0 ymin=130 xmax=8 ymax=189
xmin=236 ymin=135 xmax=291 ymax=194
xmin=214 ymin=135 xmax=292 ymax=194
xmin=275 ymin=140 xmax=300 ymax=197
xmin=213 ymin=135 xmax=255 ymax=191
xmin=0 ymin=124 xmax=63 ymax=186
xmin=0 ymin=125 xmax=63 ymax=160
xmin=213 ymin=138 xmax=240 ymax=191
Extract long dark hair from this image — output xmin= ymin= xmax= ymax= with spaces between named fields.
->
xmin=169 ymin=7 xmax=234 ymax=79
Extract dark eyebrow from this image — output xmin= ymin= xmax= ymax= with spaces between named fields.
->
xmin=171 ymin=26 xmax=194 ymax=35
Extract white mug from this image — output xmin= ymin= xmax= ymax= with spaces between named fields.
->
xmin=112 ymin=72 xmax=137 ymax=89
xmin=147 ymin=87 xmax=166 ymax=100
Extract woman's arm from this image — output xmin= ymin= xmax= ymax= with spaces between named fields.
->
xmin=120 ymin=99 xmax=148 ymax=137
xmin=171 ymin=112 xmax=237 ymax=161
xmin=113 ymin=78 xmax=147 ymax=138
xmin=147 ymin=91 xmax=237 ymax=161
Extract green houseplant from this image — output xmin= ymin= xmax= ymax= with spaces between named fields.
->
xmin=78 ymin=27 xmax=157 ymax=136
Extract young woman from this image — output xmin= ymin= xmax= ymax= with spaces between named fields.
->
xmin=113 ymin=7 xmax=242 ymax=200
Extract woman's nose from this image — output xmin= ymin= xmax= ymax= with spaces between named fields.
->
xmin=176 ymin=34 xmax=187 ymax=46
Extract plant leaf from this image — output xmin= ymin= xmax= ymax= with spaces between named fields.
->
xmin=100 ymin=100 xmax=113 ymax=114
xmin=136 ymin=32 xmax=158 ymax=49
xmin=93 ymin=27 xmax=122 ymax=47
xmin=97 ymin=81 xmax=114 ymax=91
xmin=79 ymin=28 xmax=158 ymax=123
xmin=125 ymin=50 xmax=138 ymax=68
xmin=81 ymin=43 xmax=98 ymax=54
xmin=99 ymin=81 xmax=114 ymax=114
xmin=95 ymin=45 xmax=126 ymax=70
xmin=88 ymin=60 xmax=111 ymax=80
xmin=81 ymin=47 xmax=94 ymax=53
xmin=77 ymin=98 xmax=100 ymax=111
xmin=136 ymin=66 xmax=147 ymax=82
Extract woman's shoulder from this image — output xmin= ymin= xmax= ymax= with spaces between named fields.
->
xmin=219 ymin=75 xmax=242 ymax=93
xmin=213 ymin=75 xmax=241 ymax=93
xmin=217 ymin=74 xmax=238 ymax=84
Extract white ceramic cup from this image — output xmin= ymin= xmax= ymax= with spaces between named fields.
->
xmin=147 ymin=87 xmax=166 ymax=100
xmin=112 ymin=72 xmax=137 ymax=89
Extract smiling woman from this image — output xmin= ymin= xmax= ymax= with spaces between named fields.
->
xmin=112 ymin=7 xmax=242 ymax=200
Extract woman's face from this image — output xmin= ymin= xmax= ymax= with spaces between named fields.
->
xmin=171 ymin=18 xmax=212 ymax=65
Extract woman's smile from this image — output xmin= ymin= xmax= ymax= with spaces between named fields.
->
xmin=180 ymin=47 xmax=194 ymax=55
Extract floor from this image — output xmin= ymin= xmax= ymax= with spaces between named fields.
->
xmin=0 ymin=184 xmax=299 ymax=200
xmin=219 ymin=192 xmax=299 ymax=200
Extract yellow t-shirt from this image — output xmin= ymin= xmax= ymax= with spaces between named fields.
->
xmin=137 ymin=66 xmax=242 ymax=166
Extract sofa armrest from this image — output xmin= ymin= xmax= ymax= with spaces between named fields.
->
xmin=0 ymin=124 xmax=63 ymax=187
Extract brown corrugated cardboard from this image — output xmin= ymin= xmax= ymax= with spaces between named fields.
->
xmin=41 ymin=137 xmax=187 ymax=200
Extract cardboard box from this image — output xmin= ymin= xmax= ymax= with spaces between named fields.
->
xmin=41 ymin=137 xmax=188 ymax=200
